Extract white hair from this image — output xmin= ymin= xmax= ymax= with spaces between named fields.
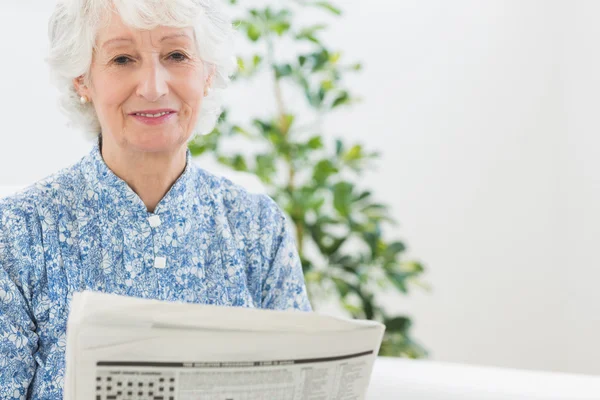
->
xmin=45 ymin=0 xmax=238 ymax=139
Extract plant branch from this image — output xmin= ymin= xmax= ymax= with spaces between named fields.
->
xmin=266 ymin=32 xmax=305 ymax=257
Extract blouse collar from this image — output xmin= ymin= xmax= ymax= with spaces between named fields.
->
xmin=79 ymin=138 xmax=196 ymax=217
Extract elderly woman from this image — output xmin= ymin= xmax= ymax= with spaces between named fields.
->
xmin=0 ymin=0 xmax=312 ymax=398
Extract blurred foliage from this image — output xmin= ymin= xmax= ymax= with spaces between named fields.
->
xmin=189 ymin=0 xmax=430 ymax=358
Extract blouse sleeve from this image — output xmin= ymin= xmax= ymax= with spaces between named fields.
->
xmin=0 ymin=198 xmax=42 ymax=399
xmin=260 ymin=197 xmax=312 ymax=311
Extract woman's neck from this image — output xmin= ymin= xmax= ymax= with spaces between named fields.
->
xmin=99 ymin=136 xmax=187 ymax=213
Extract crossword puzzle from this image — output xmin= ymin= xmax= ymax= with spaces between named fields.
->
xmin=95 ymin=371 xmax=176 ymax=400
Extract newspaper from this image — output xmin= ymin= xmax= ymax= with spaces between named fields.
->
xmin=64 ymin=291 xmax=385 ymax=400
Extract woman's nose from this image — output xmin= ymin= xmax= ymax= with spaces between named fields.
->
xmin=136 ymin=59 xmax=169 ymax=103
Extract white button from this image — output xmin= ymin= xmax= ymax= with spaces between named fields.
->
xmin=154 ymin=256 xmax=167 ymax=269
xmin=149 ymin=215 xmax=161 ymax=228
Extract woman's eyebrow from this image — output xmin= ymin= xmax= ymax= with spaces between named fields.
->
xmin=101 ymin=37 xmax=133 ymax=49
xmin=160 ymin=32 xmax=192 ymax=43
xmin=101 ymin=33 xmax=192 ymax=49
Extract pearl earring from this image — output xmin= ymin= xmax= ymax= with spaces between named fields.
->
xmin=80 ymin=96 xmax=88 ymax=104
xmin=204 ymin=87 xmax=212 ymax=97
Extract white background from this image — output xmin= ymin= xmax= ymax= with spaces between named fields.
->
xmin=0 ymin=0 xmax=598 ymax=375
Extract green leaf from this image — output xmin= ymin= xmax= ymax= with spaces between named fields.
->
xmin=361 ymin=224 xmax=383 ymax=258
xmin=332 ymin=91 xmax=350 ymax=108
xmin=247 ymin=24 xmax=262 ymax=41
xmin=317 ymin=216 xmax=341 ymax=225
xmin=361 ymin=203 xmax=388 ymax=214
xmin=320 ymin=235 xmax=349 ymax=257
xmin=232 ymin=19 xmax=248 ymax=29
xmin=385 ymin=241 xmax=407 ymax=258
xmin=298 ymin=34 xmax=321 ymax=45
xmin=307 ymin=136 xmax=324 ymax=150
xmin=321 ymin=80 xmax=335 ymax=91
xmin=297 ymin=24 xmax=328 ymax=37
xmin=218 ymin=155 xmax=249 ymax=172
xmin=252 ymin=119 xmax=273 ymax=134
xmin=270 ymin=21 xmax=291 ymax=36
xmin=296 ymin=24 xmax=327 ymax=44
xmin=355 ymin=191 xmax=372 ymax=201
xmin=231 ymin=125 xmax=253 ymax=138
xmin=317 ymin=87 xmax=326 ymax=103
xmin=274 ymin=64 xmax=293 ymax=79
xmin=342 ymin=302 xmax=363 ymax=317
xmin=332 ymin=182 xmax=354 ymax=217
xmin=335 ymin=139 xmax=343 ymax=156
xmin=332 ymin=277 xmax=350 ymax=297
xmin=280 ymin=114 xmax=295 ymax=133
xmin=357 ymin=291 xmax=375 ymax=320
xmin=188 ymin=143 xmax=209 ymax=157
xmin=237 ymin=57 xmax=245 ymax=72
xmin=399 ymin=261 xmax=425 ymax=275
xmin=313 ymin=159 xmax=338 ymax=185
xmin=385 ymin=316 xmax=412 ymax=332
xmin=329 ymin=52 xmax=342 ymax=64
xmin=388 ymin=272 xmax=409 ymax=294
xmin=306 ymin=223 xmax=325 ymax=248
xmin=314 ymin=1 xmax=342 ymax=15
xmin=343 ymin=144 xmax=363 ymax=161
xmin=307 ymin=194 xmax=326 ymax=211
xmin=255 ymin=154 xmax=276 ymax=184
xmin=188 ymin=128 xmax=221 ymax=156
xmin=312 ymin=49 xmax=330 ymax=71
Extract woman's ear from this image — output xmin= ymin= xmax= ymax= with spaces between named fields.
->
xmin=206 ymin=64 xmax=216 ymax=88
xmin=73 ymin=75 xmax=90 ymax=98
xmin=203 ymin=66 xmax=216 ymax=97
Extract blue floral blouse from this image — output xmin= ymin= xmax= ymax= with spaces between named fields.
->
xmin=0 ymin=141 xmax=312 ymax=399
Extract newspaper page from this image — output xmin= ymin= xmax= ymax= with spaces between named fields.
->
xmin=64 ymin=291 xmax=385 ymax=400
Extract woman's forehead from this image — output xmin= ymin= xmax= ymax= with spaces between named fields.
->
xmin=97 ymin=11 xmax=194 ymax=49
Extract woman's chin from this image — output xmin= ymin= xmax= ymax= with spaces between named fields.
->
xmin=127 ymin=133 xmax=185 ymax=154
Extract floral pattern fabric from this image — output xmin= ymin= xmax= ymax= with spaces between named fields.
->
xmin=0 ymin=141 xmax=311 ymax=399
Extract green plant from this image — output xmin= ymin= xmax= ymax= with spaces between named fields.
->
xmin=189 ymin=0 xmax=429 ymax=358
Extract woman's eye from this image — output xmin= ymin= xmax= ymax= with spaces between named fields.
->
xmin=169 ymin=52 xmax=189 ymax=62
xmin=113 ymin=56 xmax=132 ymax=65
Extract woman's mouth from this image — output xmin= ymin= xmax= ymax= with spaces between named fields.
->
xmin=130 ymin=110 xmax=177 ymax=125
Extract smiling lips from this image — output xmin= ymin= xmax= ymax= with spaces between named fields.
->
xmin=130 ymin=109 xmax=177 ymax=125
xmin=130 ymin=109 xmax=177 ymax=118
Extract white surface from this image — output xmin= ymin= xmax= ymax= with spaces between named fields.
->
xmin=561 ymin=1 xmax=600 ymax=375
xmin=367 ymin=357 xmax=600 ymax=400
xmin=0 ymin=186 xmax=25 ymax=199
xmin=0 ymin=0 xmax=598 ymax=375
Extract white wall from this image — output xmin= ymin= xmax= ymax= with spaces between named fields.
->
xmin=0 ymin=0 xmax=597 ymax=376
xmin=320 ymin=0 xmax=571 ymax=374
xmin=0 ymin=4 xmax=91 ymax=185
xmin=561 ymin=1 xmax=600 ymax=375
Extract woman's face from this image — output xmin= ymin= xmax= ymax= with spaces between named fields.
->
xmin=75 ymin=11 xmax=213 ymax=154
